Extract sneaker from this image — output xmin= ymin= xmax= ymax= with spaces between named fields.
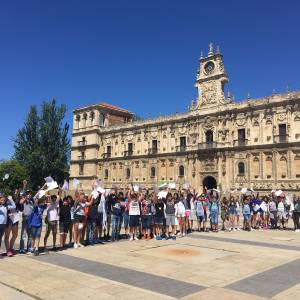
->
xmin=78 ymin=243 xmax=85 ymax=247
xmin=172 ymin=235 xmax=176 ymax=240
xmin=134 ymin=236 xmax=139 ymax=241
xmin=156 ymin=236 xmax=162 ymax=240
xmin=129 ymin=237 xmax=134 ymax=241
xmin=34 ymin=249 xmax=39 ymax=256
xmin=295 ymin=229 xmax=300 ymax=232
xmin=182 ymin=233 xmax=186 ymax=237
xmin=19 ymin=250 xmax=26 ymax=255
xmin=233 ymin=228 xmax=237 ymax=232
xmin=74 ymin=243 xmax=78 ymax=249
xmin=141 ymin=236 xmax=146 ymax=240
xmin=237 ymin=228 xmax=241 ymax=231
xmin=7 ymin=249 xmax=13 ymax=257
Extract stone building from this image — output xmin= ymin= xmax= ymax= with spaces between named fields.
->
xmin=70 ymin=44 xmax=300 ymax=193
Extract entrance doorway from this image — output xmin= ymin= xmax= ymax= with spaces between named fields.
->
xmin=202 ymin=176 xmax=217 ymax=190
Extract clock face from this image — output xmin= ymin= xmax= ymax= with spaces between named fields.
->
xmin=204 ymin=61 xmax=215 ymax=74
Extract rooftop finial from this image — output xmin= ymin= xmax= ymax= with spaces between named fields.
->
xmin=208 ymin=42 xmax=214 ymax=56
xmin=216 ymin=45 xmax=220 ymax=54
xmin=200 ymin=51 xmax=204 ymax=59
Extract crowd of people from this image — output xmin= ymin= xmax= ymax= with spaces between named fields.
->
xmin=1 ymin=180 xmax=300 ymax=258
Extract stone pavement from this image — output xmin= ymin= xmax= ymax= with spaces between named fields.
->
xmin=1 ymin=229 xmax=300 ymax=300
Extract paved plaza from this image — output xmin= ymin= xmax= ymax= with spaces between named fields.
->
xmin=1 ymin=229 xmax=300 ymax=300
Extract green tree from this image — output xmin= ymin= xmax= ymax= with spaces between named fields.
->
xmin=0 ymin=160 xmax=28 ymax=195
xmin=14 ymin=99 xmax=70 ymax=190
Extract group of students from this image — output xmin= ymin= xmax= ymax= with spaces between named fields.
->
xmin=1 ymin=180 xmax=300 ymax=258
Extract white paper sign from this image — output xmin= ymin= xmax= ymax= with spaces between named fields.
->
xmin=158 ymin=182 xmax=168 ymax=189
xmin=133 ymin=185 xmax=139 ymax=192
xmin=168 ymin=183 xmax=176 ymax=189
xmin=275 ymin=190 xmax=283 ymax=197
xmin=45 ymin=181 xmax=58 ymax=192
xmin=260 ymin=202 xmax=267 ymax=212
xmin=91 ymin=190 xmax=99 ymax=199
xmin=44 ymin=176 xmax=54 ymax=184
xmin=62 ymin=180 xmax=69 ymax=191
xmin=96 ymin=186 xmax=105 ymax=194
xmin=73 ymin=178 xmax=80 ymax=189
xmin=158 ymin=191 xmax=168 ymax=199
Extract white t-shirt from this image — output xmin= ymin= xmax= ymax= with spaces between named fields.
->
xmin=47 ymin=204 xmax=59 ymax=222
xmin=129 ymin=200 xmax=140 ymax=216
xmin=176 ymin=201 xmax=186 ymax=216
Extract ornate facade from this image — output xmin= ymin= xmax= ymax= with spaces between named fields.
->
xmin=70 ymin=44 xmax=300 ymax=193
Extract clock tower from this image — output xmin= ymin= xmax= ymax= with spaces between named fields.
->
xmin=194 ymin=43 xmax=231 ymax=109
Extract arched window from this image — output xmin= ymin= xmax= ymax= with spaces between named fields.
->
xmin=76 ymin=115 xmax=81 ymax=129
xmin=179 ymin=165 xmax=185 ymax=177
xmin=104 ymin=169 xmax=109 ymax=179
xmin=89 ymin=111 xmax=95 ymax=125
xmin=82 ymin=113 xmax=87 ymax=127
xmin=238 ymin=162 xmax=245 ymax=175
xmin=99 ymin=113 xmax=106 ymax=127
xmin=205 ymin=130 xmax=214 ymax=144
xmin=150 ymin=167 xmax=156 ymax=177
xmin=126 ymin=168 xmax=130 ymax=179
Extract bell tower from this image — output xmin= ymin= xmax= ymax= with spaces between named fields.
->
xmin=194 ymin=43 xmax=231 ymax=109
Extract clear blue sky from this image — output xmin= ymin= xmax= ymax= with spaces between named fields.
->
xmin=1 ymin=0 xmax=300 ymax=159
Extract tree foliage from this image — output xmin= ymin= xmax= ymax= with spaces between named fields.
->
xmin=14 ymin=99 xmax=70 ymax=190
xmin=0 ymin=160 xmax=28 ymax=195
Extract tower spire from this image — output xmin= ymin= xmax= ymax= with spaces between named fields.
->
xmin=208 ymin=42 xmax=214 ymax=56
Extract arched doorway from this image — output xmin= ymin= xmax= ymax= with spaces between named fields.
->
xmin=203 ymin=176 xmax=217 ymax=190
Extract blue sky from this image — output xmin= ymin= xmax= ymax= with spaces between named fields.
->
xmin=1 ymin=0 xmax=300 ymax=159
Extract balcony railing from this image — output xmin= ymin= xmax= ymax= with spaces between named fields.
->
xmin=198 ymin=141 xmax=217 ymax=150
xmin=148 ymin=148 xmax=158 ymax=154
xmin=176 ymin=145 xmax=187 ymax=152
xmin=77 ymin=155 xmax=86 ymax=160
xmin=102 ymin=153 xmax=111 ymax=159
xmin=274 ymin=134 xmax=288 ymax=143
xmin=124 ymin=150 xmax=133 ymax=157
xmin=77 ymin=141 xmax=87 ymax=146
xmin=233 ymin=139 xmax=248 ymax=147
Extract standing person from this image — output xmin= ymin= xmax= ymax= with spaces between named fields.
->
xmin=242 ymin=197 xmax=251 ymax=231
xmin=19 ymin=182 xmax=34 ymax=254
xmin=122 ymin=194 xmax=130 ymax=239
xmin=141 ymin=195 xmax=152 ymax=240
xmin=293 ymin=196 xmax=300 ymax=232
xmin=105 ymin=189 xmax=117 ymax=240
xmin=86 ymin=194 xmax=99 ymax=245
xmin=189 ymin=193 xmax=197 ymax=232
xmin=44 ymin=195 xmax=59 ymax=251
xmin=59 ymin=195 xmax=72 ymax=248
xmin=72 ymin=190 xmax=91 ymax=248
xmin=228 ymin=197 xmax=237 ymax=231
xmin=154 ymin=196 xmax=165 ymax=240
xmin=128 ymin=192 xmax=141 ymax=241
xmin=29 ymin=196 xmax=48 ymax=256
xmin=110 ymin=192 xmax=122 ymax=242
xmin=235 ymin=197 xmax=241 ymax=231
xmin=164 ymin=194 xmax=176 ymax=240
xmin=4 ymin=194 xmax=21 ymax=257
xmin=195 ymin=195 xmax=205 ymax=232
xmin=96 ymin=193 xmax=106 ymax=242
xmin=220 ymin=197 xmax=228 ymax=231
xmin=175 ymin=196 xmax=186 ymax=237
xmin=277 ymin=196 xmax=285 ymax=229
xmin=0 ymin=192 xmax=15 ymax=258
xmin=269 ymin=196 xmax=278 ymax=229
xmin=182 ymin=192 xmax=191 ymax=233
xmin=209 ymin=196 xmax=219 ymax=232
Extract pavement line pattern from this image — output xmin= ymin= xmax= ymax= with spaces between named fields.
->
xmin=226 ymin=258 xmax=300 ymax=297
xmin=189 ymin=234 xmax=300 ymax=251
xmin=32 ymin=252 xmax=205 ymax=298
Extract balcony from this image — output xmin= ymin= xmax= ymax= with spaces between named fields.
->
xmin=124 ymin=151 xmax=133 ymax=157
xmin=102 ymin=152 xmax=111 ymax=159
xmin=176 ymin=145 xmax=187 ymax=152
xmin=148 ymin=148 xmax=158 ymax=155
xmin=77 ymin=155 xmax=86 ymax=160
xmin=233 ymin=139 xmax=248 ymax=147
xmin=274 ymin=134 xmax=288 ymax=144
xmin=198 ymin=141 xmax=218 ymax=150
xmin=77 ymin=140 xmax=87 ymax=146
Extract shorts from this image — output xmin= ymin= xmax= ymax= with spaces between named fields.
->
xmin=129 ymin=215 xmax=140 ymax=228
xmin=97 ymin=213 xmax=103 ymax=226
xmin=197 ymin=215 xmax=204 ymax=222
xmin=189 ymin=210 xmax=197 ymax=221
xmin=243 ymin=214 xmax=251 ymax=221
xmin=185 ymin=210 xmax=191 ymax=218
xmin=46 ymin=221 xmax=58 ymax=235
xmin=210 ymin=211 xmax=218 ymax=225
xmin=142 ymin=215 xmax=152 ymax=229
xmin=123 ymin=213 xmax=129 ymax=228
xmin=73 ymin=215 xmax=86 ymax=224
xmin=177 ymin=214 xmax=185 ymax=219
xmin=155 ymin=216 xmax=164 ymax=225
xmin=6 ymin=219 xmax=19 ymax=227
xmin=31 ymin=226 xmax=42 ymax=239
xmin=166 ymin=215 xmax=176 ymax=226
xmin=59 ymin=222 xmax=71 ymax=234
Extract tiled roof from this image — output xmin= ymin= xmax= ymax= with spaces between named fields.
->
xmin=98 ymin=102 xmax=133 ymax=114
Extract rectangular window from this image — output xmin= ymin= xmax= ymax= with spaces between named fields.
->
xmin=152 ymin=140 xmax=158 ymax=150
xmin=237 ymin=129 xmax=246 ymax=146
xmin=180 ymin=136 xmax=186 ymax=147
xmin=128 ymin=143 xmax=133 ymax=153
xmin=79 ymin=164 xmax=84 ymax=175
xmin=278 ymin=124 xmax=287 ymax=143
xmin=107 ymin=145 xmax=111 ymax=154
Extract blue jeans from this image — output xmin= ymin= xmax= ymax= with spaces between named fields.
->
xmin=87 ymin=220 xmax=97 ymax=244
xmin=210 ymin=211 xmax=219 ymax=225
xmin=111 ymin=215 xmax=121 ymax=241
xmin=20 ymin=215 xmax=32 ymax=251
